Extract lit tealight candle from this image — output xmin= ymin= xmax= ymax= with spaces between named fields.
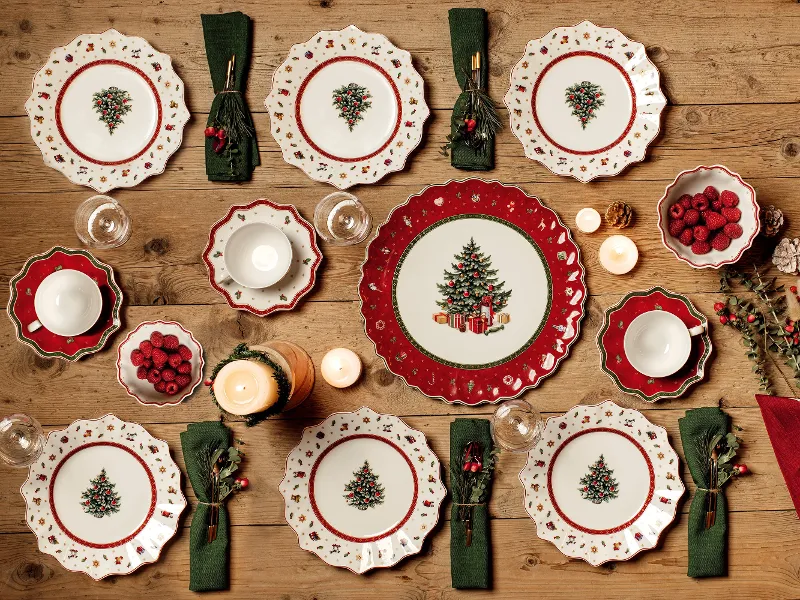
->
xmin=575 ymin=207 xmax=601 ymax=233
xmin=213 ymin=360 xmax=279 ymax=415
xmin=599 ymin=235 xmax=639 ymax=275
xmin=321 ymin=348 xmax=362 ymax=388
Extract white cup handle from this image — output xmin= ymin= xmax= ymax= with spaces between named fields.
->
xmin=27 ymin=319 xmax=42 ymax=333
xmin=688 ymin=324 xmax=706 ymax=337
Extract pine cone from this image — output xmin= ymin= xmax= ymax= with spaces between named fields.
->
xmin=605 ymin=201 xmax=634 ymax=228
xmin=772 ymin=237 xmax=800 ymax=274
xmin=761 ymin=205 xmax=784 ymax=238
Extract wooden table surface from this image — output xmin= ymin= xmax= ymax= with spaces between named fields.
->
xmin=2 ymin=0 xmax=800 ymax=597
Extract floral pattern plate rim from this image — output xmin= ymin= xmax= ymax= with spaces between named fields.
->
xmin=116 ymin=320 xmax=205 ymax=407
xmin=279 ymin=406 xmax=446 ymax=574
xmin=520 ymin=400 xmax=684 ymax=566
xmin=504 ymin=20 xmax=665 ymax=183
xmin=20 ymin=414 xmax=186 ymax=580
xmin=265 ymin=25 xmax=429 ymax=189
xmin=202 ymin=199 xmax=323 ymax=316
xmin=359 ymin=178 xmax=586 ymax=405
xmin=597 ymin=287 xmax=712 ymax=402
xmin=25 ymin=29 xmax=190 ymax=193
xmin=7 ymin=246 xmax=123 ymax=361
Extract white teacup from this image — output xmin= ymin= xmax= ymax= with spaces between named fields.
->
xmin=27 ymin=269 xmax=103 ymax=337
xmin=218 ymin=222 xmax=293 ymax=289
xmin=623 ymin=310 xmax=705 ymax=378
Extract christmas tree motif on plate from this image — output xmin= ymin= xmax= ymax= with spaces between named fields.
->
xmin=92 ymin=87 xmax=133 ymax=134
xmin=578 ymin=454 xmax=619 ymax=504
xmin=80 ymin=468 xmax=122 ymax=517
xmin=332 ymin=83 xmax=372 ymax=131
xmin=435 ymin=237 xmax=511 ymax=332
xmin=343 ymin=460 xmax=385 ymax=510
xmin=564 ymin=81 xmax=604 ymax=129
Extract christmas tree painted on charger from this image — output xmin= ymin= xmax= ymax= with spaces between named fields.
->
xmin=578 ymin=454 xmax=619 ymax=504
xmin=91 ymin=87 xmax=133 ymax=134
xmin=332 ymin=83 xmax=372 ymax=131
xmin=80 ymin=468 xmax=122 ymax=517
xmin=436 ymin=237 xmax=512 ymax=318
xmin=343 ymin=460 xmax=385 ymax=510
xmin=564 ymin=81 xmax=604 ymax=129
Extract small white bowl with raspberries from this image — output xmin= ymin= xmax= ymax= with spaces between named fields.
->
xmin=116 ymin=320 xmax=204 ymax=407
xmin=658 ymin=165 xmax=759 ymax=269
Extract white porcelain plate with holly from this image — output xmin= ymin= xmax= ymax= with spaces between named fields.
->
xmin=504 ymin=21 xmax=665 ymax=182
xmin=20 ymin=414 xmax=186 ymax=580
xmin=25 ymin=29 xmax=189 ymax=192
xmin=265 ymin=25 xmax=428 ymax=189
xmin=280 ymin=406 xmax=446 ymax=573
xmin=520 ymin=400 xmax=684 ymax=566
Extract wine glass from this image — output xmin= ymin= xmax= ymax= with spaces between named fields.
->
xmin=74 ymin=195 xmax=132 ymax=249
xmin=490 ymin=399 xmax=544 ymax=452
xmin=0 ymin=414 xmax=45 ymax=468
xmin=313 ymin=191 xmax=372 ymax=245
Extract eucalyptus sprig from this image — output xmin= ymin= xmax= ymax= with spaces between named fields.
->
xmin=450 ymin=442 xmax=499 ymax=546
xmin=695 ymin=426 xmax=747 ymax=489
xmin=197 ymin=442 xmax=247 ymax=503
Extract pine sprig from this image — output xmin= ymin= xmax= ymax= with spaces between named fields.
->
xmin=441 ymin=69 xmax=502 ymax=157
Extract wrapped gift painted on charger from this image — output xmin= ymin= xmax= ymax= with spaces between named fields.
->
xmin=469 ymin=315 xmax=488 ymax=334
xmin=497 ymin=312 xmax=510 ymax=324
xmin=449 ymin=313 xmax=464 ymax=329
xmin=433 ymin=312 xmax=448 ymax=324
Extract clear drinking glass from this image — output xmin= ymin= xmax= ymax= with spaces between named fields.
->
xmin=0 ymin=414 xmax=45 ymax=468
xmin=490 ymin=399 xmax=545 ymax=452
xmin=313 ymin=191 xmax=372 ymax=245
xmin=75 ymin=195 xmax=132 ymax=249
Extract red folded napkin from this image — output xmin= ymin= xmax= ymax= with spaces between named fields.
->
xmin=756 ymin=394 xmax=800 ymax=518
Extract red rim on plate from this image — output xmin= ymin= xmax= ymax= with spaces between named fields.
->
xmin=597 ymin=286 xmax=712 ymax=402
xmin=359 ymin=179 xmax=586 ymax=405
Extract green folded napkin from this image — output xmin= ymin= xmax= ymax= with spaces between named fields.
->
xmin=450 ymin=418 xmax=492 ymax=589
xmin=201 ymin=12 xmax=260 ymax=181
xmin=180 ymin=421 xmax=232 ymax=592
xmin=448 ymin=8 xmax=493 ymax=171
xmin=678 ymin=407 xmax=729 ymax=577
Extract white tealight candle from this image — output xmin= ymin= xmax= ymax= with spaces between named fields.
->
xmin=575 ymin=207 xmax=601 ymax=233
xmin=213 ymin=360 xmax=279 ymax=415
xmin=321 ymin=348 xmax=362 ymax=388
xmin=599 ymin=235 xmax=639 ymax=275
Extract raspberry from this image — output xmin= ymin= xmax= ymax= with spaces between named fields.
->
xmin=168 ymin=353 xmax=182 ymax=369
xmin=147 ymin=368 xmax=162 ymax=384
xmin=691 ymin=194 xmax=709 ymax=211
xmin=693 ymin=225 xmax=710 ymax=242
xmin=165 ymin=381 xmax=180 ymax=395
xmin=177 ymin=362 xmax=192 ymax=374
xmin=711 ymin=198 xmax=723 ymax=211
xmin=711 ymin=232 xmax=731 ymax=251
xmin=154 ymin=380 xmax=167 ymax=393
xmin=152 ymin=348 xmax=168 ymax=368
xmin=678 ymin=194 xmax=692 ymax=209
xmin=163 ymin=334 xmax=179 ymax=350
xmin=703 ymin=186 xmax=719 ymax=202
xmin=175 ymin=374 xmax=192 ymax=389
xmin=669 ymin=203 xmax=685 ymax=219
xmin=150 ymin=331 xmax=164 ymax=348
xmin=721 ymin=207 xmax=741 ymax=223
xmin=139 ymin=340 xmax=153 ymax=358
xmin=130 ymin=349 xmax=145 ymax=366
xmin=724 ymin=223 xmax=743 ymax=239
xmin=683 ymin=209 xmax=700 ymax=226
xmin=162 ymin=368 xmax=176 ymax=382
xmin=691 ymin=240 xmax=711 ymax=255
xmin=178 ymin=344 xmax=193 ymax=361
xmin=721 ymin=190 xmax=739 ymax=207
xmin=142 ymin=359 xmax=153 ymax=369
xmin=678 ymin=228 xmax=694 ymax=246
xmin=668 ymin=218 xmax=685 ymax=237
xmin=136 ymin=366 xmax=148 ymax=380
xmin=704 ymin=211 xmax=727 ymax=230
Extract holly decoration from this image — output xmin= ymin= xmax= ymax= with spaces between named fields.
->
xmin=80 ymin=468 xmax=121 ymax=518
xmin=343 ymin=460 xmax=385 ymax=510
xmin=578 ymin=455 xmax=619 ymax=504
xmin=564 ymin=81 xmax=605 ymax=129
xmin=332 ymin=83 xmax=372 ymax=131
xmin=92 ymin=87 xmax=133 ymax=134
xmin=436 ymin=237 xmax=512 ymax=317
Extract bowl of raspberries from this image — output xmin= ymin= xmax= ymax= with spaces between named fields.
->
xmin=658 ymin=165 xmax=759 ymax=268
xmin=116 ymin=320 xmax=204 ymax=406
